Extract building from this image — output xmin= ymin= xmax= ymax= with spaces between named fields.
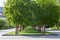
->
xmin=0 ymin=0 xmax=6 ymax=19
xmin=0 ymin=7 xmax=4 ymax=18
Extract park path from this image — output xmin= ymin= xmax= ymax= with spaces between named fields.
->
xmin=0 ymin=28 xmax=15 ymax=36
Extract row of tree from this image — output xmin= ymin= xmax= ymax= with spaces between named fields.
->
xmin=4 ymin=0 xmax=60 ymax=34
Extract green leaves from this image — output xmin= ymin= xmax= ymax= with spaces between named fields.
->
xmin=4 ymin=0 xmax=60 ymax=27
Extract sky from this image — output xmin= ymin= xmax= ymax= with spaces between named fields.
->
xmin=0 ymin=0 xmax=6 ymax=7
xmin=0 ymin=0 xmax=36 ymax=7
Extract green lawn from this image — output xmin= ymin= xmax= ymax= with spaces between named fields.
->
xmin=50 ymin=26 xmax=60 ymax=30
xmin=8 ymin=26 xmax=52 ymax=35
xmin=8 ymin=31 xmax=51 ymax=35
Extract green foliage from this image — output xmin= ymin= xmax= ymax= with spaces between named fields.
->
xmin=20 ymin=26 xmax=39 ymax=33
xmin=35 ymin=0 xmax=60 ymax=27
xmin=4 ymin=0 xmax=60 ymax=27
xmin=0 ymin=19 xmax=7 ymax=29
xmin=0 ymin=19 xmax=15 ymax=29
xmin=4 ymin=0 xmax=37 ymax=26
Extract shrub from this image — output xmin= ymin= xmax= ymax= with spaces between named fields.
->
xmin=0 ymin=19 xmax=15 ymax=29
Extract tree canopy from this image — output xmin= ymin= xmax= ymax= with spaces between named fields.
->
xmin=4 ymin=0 xmax=60 ymax=27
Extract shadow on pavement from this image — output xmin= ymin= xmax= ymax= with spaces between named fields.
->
xmin=2 ymin=34 xmax=60 ymax=38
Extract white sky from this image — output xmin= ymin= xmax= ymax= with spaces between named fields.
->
xmin=0 ymin=0 xmax=6 ymax=7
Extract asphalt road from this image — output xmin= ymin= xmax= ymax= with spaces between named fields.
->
xmin=0 ymin=36 xmax=60 ymax=40
xmin=0 ymin=28 xmax=15 ymax=36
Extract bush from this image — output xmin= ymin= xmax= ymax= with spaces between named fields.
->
xmin=0 ymin=19 xmax=15 ymax=29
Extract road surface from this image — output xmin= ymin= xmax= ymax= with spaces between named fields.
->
xmin=0 ymin=28 xmax=60 ymax=40
xmin=0 ymin=28 xmax=15 ymax=36
xmin=0 ymin=36 xmax=60 ymax=40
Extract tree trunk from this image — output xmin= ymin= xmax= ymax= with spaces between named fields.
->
xmin=33 ymin=25 xmax=36 ymax=30
xmin=15 ymin=25 xmax=19 ymax=35
xmin=44 ymin=24 xmax=46 ymax=33
xmin=22 ymin=25 xmax=25 ymax=30
xmin=56 ymin=26 xmax=59 ymax=29
xmin=19 ymin=27 xmax=21 ymax=32
xmin=56 ymin=24 xmax=59 ymax=29
xmin=38 ymin=25 xmax=41 ymax=32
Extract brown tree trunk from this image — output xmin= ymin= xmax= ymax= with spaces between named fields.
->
xmin=22 ymin=25 xmax=25 ymax=30
xmin=19 ymin=25 xmax=25 ymax=32
xmin=19 ymin=25 xmax=24 ymax=32
xmin=19 ymin=27 xmax=21 ymax=32
xmin=33 ymin=25 xmax=36 ymax=30
xmin=38 ymin=25 xmax=41 ymax=32
xmin=15 ymin=25 xmax=19 ymax=35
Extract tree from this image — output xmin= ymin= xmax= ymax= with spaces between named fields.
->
xmin=4 ymin=0 xmax=60 ymax=34
xmin=3 ymin=0 xmax=38 ymax=34
xmin=36 ymin=0 xmax=60 ymax=32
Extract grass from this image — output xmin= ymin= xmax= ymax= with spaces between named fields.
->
xmin=8 ymin=26 xmax=52 ymax=35
xmin=50 ymin=26 xmax=60 ymax=30
xmin=8 ymin=31 xmax=51 ymax=35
